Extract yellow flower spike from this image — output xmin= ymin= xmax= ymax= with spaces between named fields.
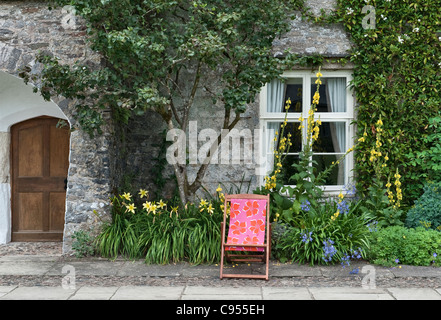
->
xmin=216 ymin=185 xmax=222 ymax=193
xmin=316 ymin=71 xmax=323 ymax=78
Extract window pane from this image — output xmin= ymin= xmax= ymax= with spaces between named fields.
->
xmin=311 ymin=77 xmax=347 ymax=113
xmin=285 ymin=78 xmax=303 ymax=113
xmin=267 ymin=78 xmax=302 ymax=113
xmin=312 ymin=155 xmax=346 ymax=185
xmin=266 ymin=122 xmax=302 ymax=154
xmin=312 ymin=122 xmax=346 ymax=153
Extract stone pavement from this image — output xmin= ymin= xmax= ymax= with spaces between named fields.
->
xmin=0 ymin=254 xmax=440 ymax=301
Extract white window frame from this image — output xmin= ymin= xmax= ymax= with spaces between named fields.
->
xmin=259 ymin=69 xmax=355 ymax=195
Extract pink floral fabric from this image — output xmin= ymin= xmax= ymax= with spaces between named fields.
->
xmin=226 ymin=199 xmax=267 ymax=251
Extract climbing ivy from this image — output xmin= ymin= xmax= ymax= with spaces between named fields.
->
xmin=322 ymin=0 xmax=441 ymax=205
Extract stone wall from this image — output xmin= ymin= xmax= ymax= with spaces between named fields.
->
xmin=0 ymin=1 xmax=113 ymax=252
xmin=117 ymin=0 xmax=353 ymax=200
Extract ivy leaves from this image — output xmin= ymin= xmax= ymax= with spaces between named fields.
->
xmin=327 ymin=0 xmax=441 ymax=204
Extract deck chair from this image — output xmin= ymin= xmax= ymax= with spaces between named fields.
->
xmin=219 ymin=194 xmax=271 ymax=280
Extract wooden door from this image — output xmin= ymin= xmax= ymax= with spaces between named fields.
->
xmin=11 ymin=117 xmax=70 ymax=242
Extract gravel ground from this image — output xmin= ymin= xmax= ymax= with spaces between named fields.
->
xmin=1 ymin=242 xmax=441 ymax=288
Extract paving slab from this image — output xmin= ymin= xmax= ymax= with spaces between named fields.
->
xmin=389 ymin=265 xmax=441 ymax=278
xmin=0 ymin=286 xmax=76 ymax=300
xmin=69 ymin=286 xmax=119 ymax=300
xmin=261 ymin=287 xmax=312 ymax=300
xmin=308 ymin=287 xmax=394 ymax=300
xmin=387 ymin=288 xmax=441 ymax=300
xmin=111 ymin=286 xmax=184 ymax=300
xmin=271 ymin=262 xmax=322 ymax=277
xmin=0 ymin=255 xmax=60 ymax=262
xmin=0 ymin=261 xmax=56 ymax=275
xmin=46 ymin=260 xmax=126 ymax=276
xmin=0 ymin=286 xmax=17 ymax=298
xmin=181 ymin=264 xmax=219 ymax=277
xmin=117 ymin=261 xmax=183 ymax=277
xmin=182 ymin=286 xmax=262 ymax=300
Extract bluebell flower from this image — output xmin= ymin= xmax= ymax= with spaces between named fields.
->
xmin=322 ymin=239 xmax=337 ymax=263
xmin=340 ymin=253 xmax=350 ymax=268
xmin=344 ymin=183 xmax=357 ymax=197
xmin=300 ymin=200 xmax=311 ymax=212
xmin=337 ymin=200 xmax=349 ymax=214
xmin=367 ymin=221 xmax=378 ymax=232
xmin=300 ymin=230 xmax=313 ymax=244
xmin=349 ymin=268 xmax=359 ymax=274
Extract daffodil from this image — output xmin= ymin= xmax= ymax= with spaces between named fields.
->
xmin=207 ymin=203 xmax=214 ymax=214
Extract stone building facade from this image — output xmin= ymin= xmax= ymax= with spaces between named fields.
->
xmin=0 ymin=0 xmax=353 ymax=253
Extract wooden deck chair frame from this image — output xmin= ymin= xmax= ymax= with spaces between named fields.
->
xmin=219 ymin=194 xmax=271 ymax=280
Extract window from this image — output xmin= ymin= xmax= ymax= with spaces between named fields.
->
xmin=259 ymin=70 xmax=355 ymax=193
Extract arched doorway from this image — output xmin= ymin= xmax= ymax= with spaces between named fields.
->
xmin=0 ymin=70 xmax=71 ymax=244
xmin=10 ymin=117 xmax=70 ymax=241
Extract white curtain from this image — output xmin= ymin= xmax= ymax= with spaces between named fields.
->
xmin=266 ymin=79 xmax=285 ymax=175
xmin=326 ymin=78 xmax=347 ymax=184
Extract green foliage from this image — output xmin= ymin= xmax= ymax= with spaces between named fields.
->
xmin=325 ymin=0 xmax=441 ymax=205
xmin=405 ymin=182 xmax=441 ymax=231
xmin=71 ymin=230 xmax=95 ymax=258
xmin=272 ymin=198 xmax=372 ymax=265
xmin=407 ymin=114 xmax=441 ymax=183
xmin=359 ymin=177 xmax=404 ymax=228
xmin=368 ymin=226 xmax=441 ymax=267
xmin=94 ymin=190 xmax=223 ymax=264
xmin=25 ymin=0 xmax=308 ymax=134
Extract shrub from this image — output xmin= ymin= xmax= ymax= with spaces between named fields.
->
xmin=71 ymin=230 xmax=95 ymax=258
xmin=405 ymin=182 xmax=441 ymax=231
xmin=272 ymin=198 xmax=372 ymax=266
xmin=368 ymin=226 xmax=441 ymax=267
